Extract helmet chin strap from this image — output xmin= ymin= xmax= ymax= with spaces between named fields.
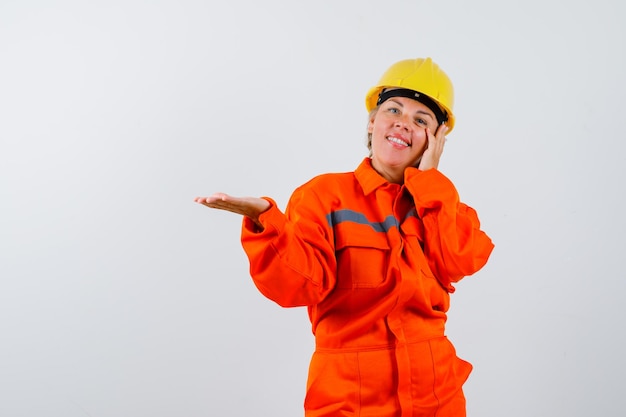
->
xmin=376 ymin=88 xmax=448 ymax=126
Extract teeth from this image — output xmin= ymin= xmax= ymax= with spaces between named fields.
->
xmin=387 ymin=136 xmax=409 ymax=147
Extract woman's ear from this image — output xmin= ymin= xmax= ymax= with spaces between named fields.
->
xmin=367 ymin=115 xmax=376 ymax=134
xmin=367 ymin=108 xmax=378 ymax=134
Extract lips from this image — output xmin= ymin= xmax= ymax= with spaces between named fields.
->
xmin=386 ymin=135 xmax=410 ymax=147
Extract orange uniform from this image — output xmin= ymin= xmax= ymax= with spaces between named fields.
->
xmin=241 ymin=158 xmax=494 ymax=417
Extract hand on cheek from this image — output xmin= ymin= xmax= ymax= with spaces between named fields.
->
xmin=418 ymin=124 xmax=448 ymax=171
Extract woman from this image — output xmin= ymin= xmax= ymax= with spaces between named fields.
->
xmin=195 ymin=57 xmax=494 ymax=417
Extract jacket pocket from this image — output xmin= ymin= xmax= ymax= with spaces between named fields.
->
xmin=335 ymin=232 xmax=390 ymax=289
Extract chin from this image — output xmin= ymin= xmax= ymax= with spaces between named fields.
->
xmin=373 ymin=150 xmax=420 ymax=170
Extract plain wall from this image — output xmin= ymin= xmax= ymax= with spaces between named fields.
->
xmin=1 ymin=0 xmax=625 ymax=416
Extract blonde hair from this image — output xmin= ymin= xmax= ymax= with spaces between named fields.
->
xmin=365 ymin=108 xmax=378 ymax=157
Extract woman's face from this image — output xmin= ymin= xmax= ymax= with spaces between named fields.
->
xmin=368 ymin=96 xmax=439 ymax=182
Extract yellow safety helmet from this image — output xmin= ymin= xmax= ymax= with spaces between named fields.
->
xmin=365 ymin=57 xmax=455 ymax=133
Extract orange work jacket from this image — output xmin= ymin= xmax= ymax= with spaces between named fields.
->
xmin=240 ymin=158 xmax=494 ymax=417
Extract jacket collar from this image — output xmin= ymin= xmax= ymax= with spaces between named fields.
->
xmin=355 ymin=157 xmax=390 ymax=196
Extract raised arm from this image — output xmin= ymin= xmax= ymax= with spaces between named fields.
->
xmin=404 ymin=168 xmax=494 ymax=292
xmin=195 ymin=187 xmax=337 ymax=307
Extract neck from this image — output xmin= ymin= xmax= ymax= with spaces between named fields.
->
xmin=370 ymin=158 xmax=404 ymax=184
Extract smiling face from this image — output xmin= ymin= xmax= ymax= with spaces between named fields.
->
xmin=367 ymin=96 xmax=439 ymax=183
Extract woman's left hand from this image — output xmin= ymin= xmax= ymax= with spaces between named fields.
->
xmin=418 ymin=123 xmax=449 ymax=171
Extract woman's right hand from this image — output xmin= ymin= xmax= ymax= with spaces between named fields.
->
xmin=194 ymin=193 xmax=271 ymax=229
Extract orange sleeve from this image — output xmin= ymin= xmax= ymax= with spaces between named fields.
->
xmin=404 ymin=168 xmax=494 ymax=292
xmin=240 ymin=189 xmax=337 ymax=307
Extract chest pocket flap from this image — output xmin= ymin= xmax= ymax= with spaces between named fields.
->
xmin=334 ymin=227 xmax=391 ymax=289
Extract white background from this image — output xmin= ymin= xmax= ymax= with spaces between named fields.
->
xmin=1 ymin=0 xmax=625 ymax=416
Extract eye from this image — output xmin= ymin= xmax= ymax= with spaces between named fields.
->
xmin=386 ymin=106 xmax=400 ymax=114
xmin=414 ymin=117 xmax=428 ymax=126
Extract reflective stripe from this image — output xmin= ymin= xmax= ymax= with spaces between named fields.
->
xmin=326 ymin=209 xmax=398 ymax=233
xmin=404 ymin=207 xmax=418 ymax=221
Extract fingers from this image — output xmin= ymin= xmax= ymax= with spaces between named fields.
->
xmin=194 ymin=194 xmax=228 ymax=213
xmin=194 ymin=194 xmax=270 ymax=222
xmin=419 ymin=123 xmax=448 ymax=171
xmin=430 ymin=123 xmax=448 ymax=146
xmin=195 ymin=196 xmax=239 ymax=218
xmin=428 ymin=123 xmax=448 ymax=152
xmin=435 ymin=123 xmax=449 ymax=140
xmin=194 ymin=192 xmax=229 ymax=205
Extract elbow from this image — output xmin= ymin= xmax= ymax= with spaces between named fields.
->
xmin=253 ymin=279 xmax=329 ymax=308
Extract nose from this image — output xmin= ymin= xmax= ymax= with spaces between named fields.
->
xmin=394 ymin=114 xmax=411 ymax=130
